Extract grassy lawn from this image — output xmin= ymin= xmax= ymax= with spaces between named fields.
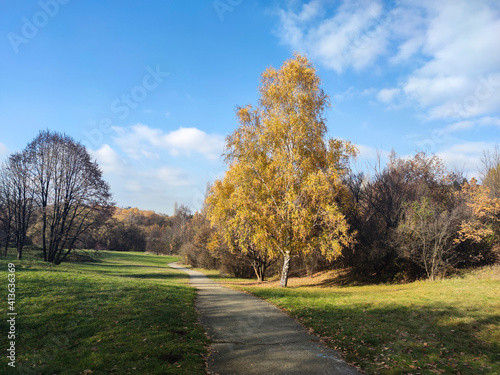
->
xmin=202 ymin=266 xmax=500 ymax=375
xmin=0 ymin=251 xmax=207 ymax=375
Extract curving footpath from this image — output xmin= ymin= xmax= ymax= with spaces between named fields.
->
xmin=169 ymin=263 xmax=361 ymax=375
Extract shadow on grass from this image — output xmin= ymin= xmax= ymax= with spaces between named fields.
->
xmin=90 ymin=264 xmax=171 ymax=269
xmin=3 ymin=277 xmax=202 ymax=374
xmin=118 ymin=273 xmax=190 ymax=280
xmin=304 ymin=268 xmax=397 ymax=288
xmin=257 ymin=292 xmax=500 ymax=373
xmin=16 ymin=264 xmax=189 ymax=278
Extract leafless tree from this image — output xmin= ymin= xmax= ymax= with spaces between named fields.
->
xmin=164 ymin=204 xmax=192 ymax=254
xmin=5 ymin=152 xmax=36 ymax=259
xmin=396 ymin=197 xmax=465 ymax=281
xmin=26 ymin=131 xmax=114 ymax=264
xmin=343 ymin=152 xmax=465 ymax=278
xmin=0 ymin=168 xmax=14 ymax=257
xmin=481 ymin=145 xmax=500 ymax=198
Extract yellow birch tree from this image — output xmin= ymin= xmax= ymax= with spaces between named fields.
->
xmin=207 ymin=53 xmax=356 ymax=287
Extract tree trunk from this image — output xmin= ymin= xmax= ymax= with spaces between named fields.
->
xmin=259 ymin=263 xmax=266 ymax=282
xmin=251 ymin=262 xmax=262 ymax=282
xmin=3 ymin=220 xmax=11 ymax=257
xmin=279 ymin=251 xmax=291 ymax=288
xmin=251 ymin=261 xmax=267 ymax=282
xmin=42 ymin=212 xmax=47 ymax=261
xmin=3 ymin=236 xmax=9 ymax=257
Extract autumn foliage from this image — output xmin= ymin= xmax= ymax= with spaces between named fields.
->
xmin=2 ymin=58 xmax=498 ymax=281
xmin=175 ymin=55 xmax=500 ymax=284
xmin=206 ymin=54 xmax=357 ymax=287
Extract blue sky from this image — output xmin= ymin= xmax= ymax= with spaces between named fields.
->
xmin=1 ymin=0 xmax=499 ymax=215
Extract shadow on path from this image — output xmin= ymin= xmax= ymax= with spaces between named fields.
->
xmin=169 ymin=263 xmax=361 ymax=375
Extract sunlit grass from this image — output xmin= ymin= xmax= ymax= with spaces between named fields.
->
xmin=0 ymin=251 xmax=207 ymax=375
xmin=202 ymin=265 xmax=500 ymax=375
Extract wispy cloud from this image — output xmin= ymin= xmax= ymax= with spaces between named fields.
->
xmin=356 ymin=144 xmax=384 ymax=160
xmin=401 ymin=1 xmax=500 ymax=119
xmin=442 ymin=117 xmax=500 ymax=135
xmin=275 ymin=0 xmax=500 ymax=120
xmin=275 ymin=0 xmax=390 ymax=74
xmin=436 ymin=141 xmax=493 ymax=177
xmin=353 ymin=144 xmax=391 ymax=173
xmin=156 ymin=166 xmax=192 ymax=187
xmin=377 ymin=88 xmax=400 ymax=104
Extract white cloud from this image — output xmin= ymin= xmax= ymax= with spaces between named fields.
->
xmin=275 ymin=0 xmax=390 ymax=73
xmin=124 ymin=180 xmax=144 ymax=193
xmin=442 ymin=116 xmax=500 ymax=134
xmin=390 ymin=35 xmax=425 ymax=65
xmin=113 ymin=124 xmax=225 ymax=160
xmin=0 ymin=142 xmax=8 ymax=160
xmin=120 ymin=166 xmax=192 ymax=191
xmin=398 ymin=1 xmax=500 ymax=119
xmin=377 ymin=88 xmax=400 ymax=103
xmin=443 ymin=121 xmax=475 ymax=134
xmin=141 ymin=150 xmax=160 ymax=160
xmin=99 ymin=125 xmax=227 ymax=213
xmin=275 ymin=0 xmax=500 ymax=119
xmin=353 ymin=144 xmax=391 ymax=171
xmin=89 ymin=144 xmax=126 ymax=174
xmin=356 ymin=144 xmax=380 ymax=160
xmin=156 ymin=166 xmax=192 ymax=187
xmin=333 ymin=87 xmax=376 ymax=102
xmin=436 ymin=141 xmax=493 ymax=177
xmin=163 ymin=127 xmax=224 ymax=158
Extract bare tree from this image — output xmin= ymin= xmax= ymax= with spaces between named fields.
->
xmin=0 ymin=168 xmax=14 ymax=257
xmin=0 ymin=153 xmax=37 ymax=259
xmin=164 ymin=204 xmax=192 ymax=254
xmin=343 ymin=152 xmax=462 ymax=278
xmin=26 ymin=131 xmax=114 ymax=264
xmin=5 ymin=153 xmax=36 ymax=259
xmin=397 ymin=197 xmax=464 ymax=281
xmin=481 ymin=145 xmax=500 ymax=198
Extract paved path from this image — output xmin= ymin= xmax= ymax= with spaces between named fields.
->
xmin=169 ymin=263 xmax=360 ymax=375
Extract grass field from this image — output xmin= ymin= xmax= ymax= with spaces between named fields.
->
xmin=200 ymin=266 xmax=500 ymax=375
xmin=0 ymin=251 xmax=207 ymax=375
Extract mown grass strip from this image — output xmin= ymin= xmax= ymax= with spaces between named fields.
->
xmin=0 ymin=251 xmax=207 ymax=375
xmin=206 ymin=266 xmax=500 ymax=375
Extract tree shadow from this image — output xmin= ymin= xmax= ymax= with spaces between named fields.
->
xmin=302 ymin=303 xmax=500 ymax=373
xmin=118 ymin=273 xmax=190 ymax=280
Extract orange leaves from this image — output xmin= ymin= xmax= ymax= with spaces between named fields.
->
xmin=455 ymin=178 xmax=500 ymax=244
xmin=206 ymin=54 xmax=357 ymax=286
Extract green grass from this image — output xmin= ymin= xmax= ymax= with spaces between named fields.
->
xmin=0 ymin=250 xmax=207 ymax=375
xmin=205 ymin=266 xmax=500 ymax=375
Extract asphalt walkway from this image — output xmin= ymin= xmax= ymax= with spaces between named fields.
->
xmin=168 ymin=263 xmax=360 ymax=375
